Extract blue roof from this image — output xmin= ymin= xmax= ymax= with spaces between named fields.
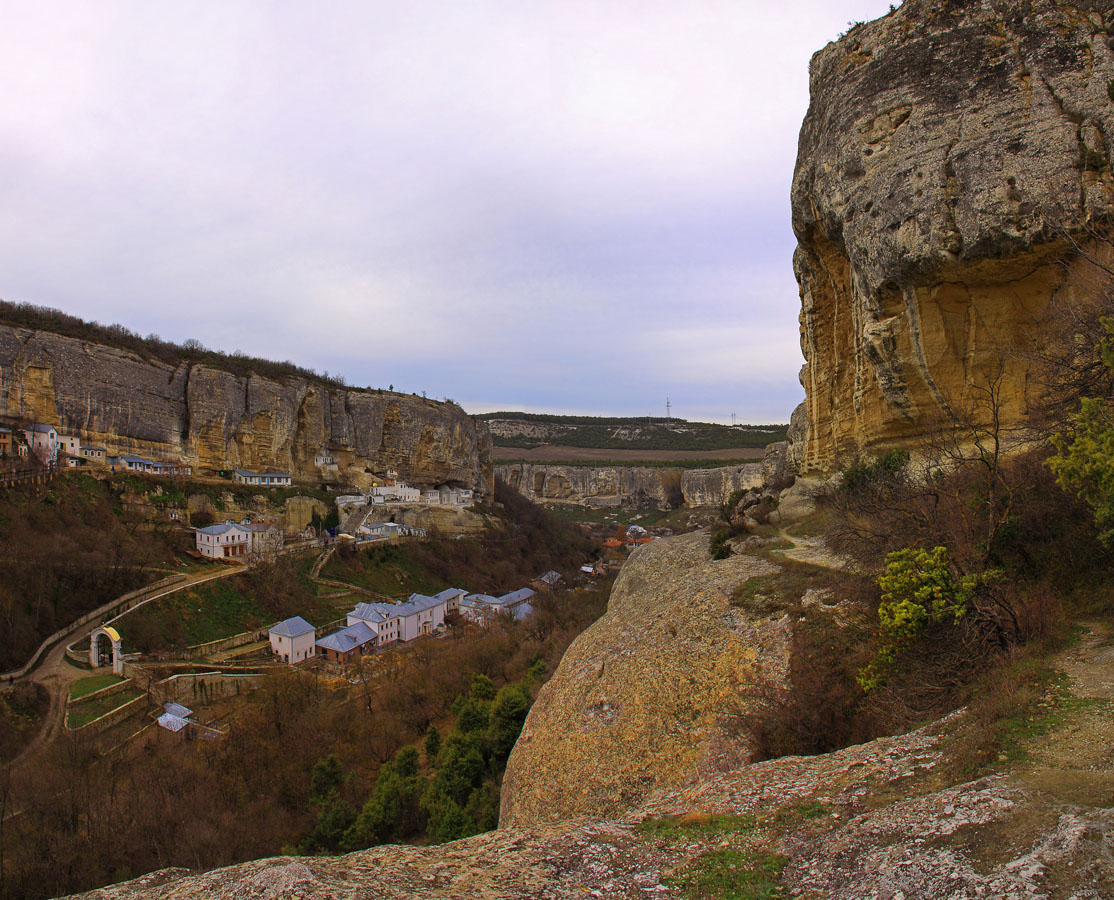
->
xmin=351 ymin=602 xmax=397 ymax=623
xmin=498 ymin=587 xmax=536 ymax=605
xmin=270 ymin=616 xmax=315 ymax=638
xmin=316 ymin=622 xmax=376 ymax=653
xmin=195 ymin=522 xmax=248 ymax=536
xmin=23 ymin=423 xmax=56 ymax=433
xmin=235 ymin=469 xmax=291 ymax=478
xmin=121 ymin=455 xmax=153 ymax=464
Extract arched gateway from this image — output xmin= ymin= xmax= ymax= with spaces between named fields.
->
xmin=89 ymin=626 xmax=123 ymax=675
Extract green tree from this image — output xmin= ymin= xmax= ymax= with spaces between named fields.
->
xmin=859 ymin=546 xmax=978 ymax=691
xmin=487 ymin=683 xmax=531 ymax=764
xmin=469 ymin=673 xmax=495 ymax=701
xmin=1050 ymin=323 xmax=1114 ymax=547
xmin=424 ymin=724 xmax=441 ymax=764
xmin=309 ymin=754 xmax=344 ymax=801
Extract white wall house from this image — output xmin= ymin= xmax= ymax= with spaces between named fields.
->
xmin=433 ymin=588 xmax=466 ymax=614
xmin=348 ymin=602 xmax=401 ymax=645
xmin=269 ymin=616 xmax=316 ymax=663
xmin=57 ymin=433 xmax=80 ymax=457
xmin=195 ymin=522 xmax=252 ymax=559
xmin=233 ymin=469 xmax=292 ymax=487
xmin=20 ymin=424 xmax=57 ymax=465
xmin=244 ymin=521 xmax=284 ymax=557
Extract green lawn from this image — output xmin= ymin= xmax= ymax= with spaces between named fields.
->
xmin=66 ymin=688 xmax=144 ymax=729
xmin=69 ymin=674 xmax=125 ymax=700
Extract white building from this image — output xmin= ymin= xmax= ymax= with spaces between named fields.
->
xmin=348 ymin=602 xmax=401 ymax=645
xmin=432 ymin=587 xmax=466 ymax=614
xmin=57 ymin=433 xmax=80 ymax=457
xmin=460 ymin=587 xmax=537 ymax=624
xmin=20 ymin=424 xmax=57 ymax=465
xmin=347 ymin=589 xmax=458 ymax=645
xmin=244 ymin=521 xmax=284 ymax=558
xmin=269 ymin=616 xmax=316 ymax=663
xmin=233 ymin=469 xmax=292 ymax=487
xmin=194 ymin=521 xmax=252 ymax=559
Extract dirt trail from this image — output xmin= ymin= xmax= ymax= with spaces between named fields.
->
xmin=1018 ymin=620 xmax=1114 ymax=807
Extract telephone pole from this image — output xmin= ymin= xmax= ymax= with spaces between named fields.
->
xmin=666 ymin=398 xmax=671 ymax=422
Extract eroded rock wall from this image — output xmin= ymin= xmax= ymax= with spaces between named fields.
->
xmin=0 ymin=324 xmax=492 ymax=492
xmin=793 ymin=0 xmax=1114 ymax=472
xmin=496 ymin=463 xmax=763 ymax=508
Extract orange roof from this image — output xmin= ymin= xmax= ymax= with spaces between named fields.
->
xmin=603 ymin=538 xmax=623 ymax=548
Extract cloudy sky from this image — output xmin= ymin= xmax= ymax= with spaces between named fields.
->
xmin=1 ymin=1 xmax=896 ymax=424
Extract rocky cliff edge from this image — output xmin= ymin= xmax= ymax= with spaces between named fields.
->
xmin=793 ymin=0 xmax=1114 ymax=472
xmin=0 ymin=324 xmax=493 ymax=493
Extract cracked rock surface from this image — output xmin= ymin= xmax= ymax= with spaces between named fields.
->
xmin=792 ymin=0 xmax=1114 ymax=472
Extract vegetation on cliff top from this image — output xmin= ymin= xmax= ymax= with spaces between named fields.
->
xmin=0 ymin=299 xmax=434 ymax=396
xmin=478 ymin=411 xmax=785 ymax=451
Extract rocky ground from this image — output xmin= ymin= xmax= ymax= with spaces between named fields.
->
xmin=65 ymin=532 xmax=1114 ymax=900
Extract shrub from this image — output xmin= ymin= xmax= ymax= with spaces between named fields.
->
xmin=709 ymin=529 xmax=733 ymax=560
xmin=859 ymin=546 xmax=978 ymax=692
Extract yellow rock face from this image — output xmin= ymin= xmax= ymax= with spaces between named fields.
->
xmin=791 ymin=0 xmax=1114 ymax=472
xmin=0 ymin=324 xmax=492 ymax=493
xmin=500 ymin=531 xmax=786 ymax=828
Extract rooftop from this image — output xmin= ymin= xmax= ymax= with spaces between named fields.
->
xmin=316 ymin=621 xmax=376 ymax=653
xmin=270 ymin=616 xmax=315 ymax=638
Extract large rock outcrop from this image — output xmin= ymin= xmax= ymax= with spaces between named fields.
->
xmin=499 ymin=531 xmax=786 ymax=828
xmin=0 ymin=324 xmax=492 ymax=493
xmin=496 ymin=463 xmax=764 ymax=509
xmin=793 ymin=0 xmax=1114 ymax=473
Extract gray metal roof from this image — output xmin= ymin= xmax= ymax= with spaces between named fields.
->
xmin=270 ymin=616 xmax=315 ymax=638
xmin=316 ymin=621 xmax=376 ymax=653
xmin=434 ymin=588 xmax=467 ymax=601
xmin=157 ymin=713 xmax=189 ymax=732
xmin=400 ymin=593 xmax=444 ymax=615
xmin=164 ymin=702 xmax=193 ymax=718
xmin=195 ymin=522 xmax=249 ymax=536
xmin=498 ymin=587 xmax=537 ymax=605
xmin=351 ymin=601 xmax=397 ymax=623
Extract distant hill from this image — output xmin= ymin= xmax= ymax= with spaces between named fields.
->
xmin=476 ymin=412 xmax=787 ymax=451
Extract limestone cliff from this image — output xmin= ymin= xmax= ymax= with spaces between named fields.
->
xmin=499 ymin=531 xmax=786 ymax=828
xmin=496 ymin=463 xmax=763 ymax=509
xmin=0 ymin=324 xmax=492 ymax=493
xmin=793 ymin=0 xmax=1114 ymax=472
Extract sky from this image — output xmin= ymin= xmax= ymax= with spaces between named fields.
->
xmin=0 ymin=1 xmax=898 ymax=425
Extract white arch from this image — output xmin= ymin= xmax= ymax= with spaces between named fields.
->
xmin=89 ymin=626 xmax=123 ymax=675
